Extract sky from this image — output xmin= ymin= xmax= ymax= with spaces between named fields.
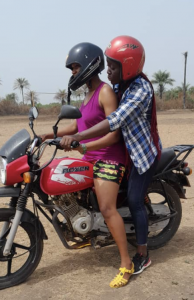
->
xmin=0 ymin=0 xmax=193 ymax=105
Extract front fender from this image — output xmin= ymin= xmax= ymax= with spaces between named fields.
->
xmin=21 ymin=208 xmax=48 ymax=240
xmin=3 ymin=207 xmax=48 ymax=240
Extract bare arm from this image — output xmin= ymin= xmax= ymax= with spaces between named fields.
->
xmin=83 ymin=84 xmax=121 ymax=151
xmin=60 ymin=84 xmax=120 ymax=150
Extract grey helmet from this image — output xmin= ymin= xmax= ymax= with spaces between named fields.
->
xmin=66 ymin=42 xmax=104 ymax=91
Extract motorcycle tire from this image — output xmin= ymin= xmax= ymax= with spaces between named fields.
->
xmin=127 ymin=181 xmax=182 ymax=250
xmin=0 ymin=208 xmax=44 ymax=290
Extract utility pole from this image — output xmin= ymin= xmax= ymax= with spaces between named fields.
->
xmin=183 ymin=52 xmax=188 ymax=109
xmin=30 ymin=91 xmax=34 ymax=107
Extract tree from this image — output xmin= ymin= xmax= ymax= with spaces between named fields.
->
xmin=177 ymin=82 xmax=190 ymax=93
xmin=0 ymin=78 xmax=2 ymax=85
xmin=176 ymin=83 xmax=194 ymax=104
xmin=54 ymin=89 xmax=67 ymax=105
xmin=151 ymin=70 xmax=175 ymax=99
xmin=4 ymin=93 xmax=18 ymax=104
xmin=79 ymin=84 xmax=88 ymax=97
xmin=25 ymin=91 xmax=39 ymax=106
xmin=13 ymin=78 xmax=30 ymax=104
xmin=72 ymin=85 xmax=87 ymax=101
xmin=164 ymin=88 xmax=180 ymax=101
xmin=188 ymin=86 xmax=194 ymax=95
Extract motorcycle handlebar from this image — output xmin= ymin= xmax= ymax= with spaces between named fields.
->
xmin=71 ymin=141 xmax=80 ymax=148
xmin=48 ymin=138 xmax=80 ymax=149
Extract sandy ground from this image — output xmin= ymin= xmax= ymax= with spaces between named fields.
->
xmin=0 ymin=110 xmax=194 ymax=300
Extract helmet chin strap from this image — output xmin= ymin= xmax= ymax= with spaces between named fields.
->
xmin=88 ymin=79 xmax=92 ymax=89
xmin=67 ymin=87 xmax=71 ymax=105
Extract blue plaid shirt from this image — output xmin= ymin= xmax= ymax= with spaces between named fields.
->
xmin=107 ymin=75 xmax=162 ymax=174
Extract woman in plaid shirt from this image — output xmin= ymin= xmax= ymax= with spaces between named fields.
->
xmin=60 ymin=35 xmax=162 ymax=288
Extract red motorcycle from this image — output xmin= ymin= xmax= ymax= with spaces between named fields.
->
xmin=0 ymin=105 xmax=193 ymax=289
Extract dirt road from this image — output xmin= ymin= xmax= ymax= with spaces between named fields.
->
xmin=0 ymin=110 xmax=194 ymax=300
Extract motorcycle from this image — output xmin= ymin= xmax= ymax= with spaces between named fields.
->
xmin=0 ymin=105 xmax=193 ymax=289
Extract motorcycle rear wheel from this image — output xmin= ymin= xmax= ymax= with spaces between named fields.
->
xmin=127 ymin=181 xmax=182 ymax=250
xmin=0 ymin=208 xmax=43 ymax=290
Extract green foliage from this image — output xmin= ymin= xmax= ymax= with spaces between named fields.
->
xmin=152 ymin=70 xmax=175 ymax=99
xmin=164 ymin=88 xmax=180 ymax=101
xmin=0 ymin=70 xmax=193 ymax=115
xmin=4 ymin=93 xmax=19 ymax=103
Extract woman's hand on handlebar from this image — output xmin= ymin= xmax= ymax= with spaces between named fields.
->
xmin=60 ymin=134 xmax=81 ymax=151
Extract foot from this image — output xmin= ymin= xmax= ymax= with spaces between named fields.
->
xmin=132 ymin=252 xmax=151 ymax=275
xmin=109 ymin=263 xmax=134 ymax=288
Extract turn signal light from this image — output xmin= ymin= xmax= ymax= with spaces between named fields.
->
xmin=183 ymin=167 xmax=192 ymax=176
xmin=23 ymin=172 xmax=33 ymax=183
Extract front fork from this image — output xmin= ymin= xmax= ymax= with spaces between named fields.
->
xmin=2 ymin=183 xmax=31 ymax=256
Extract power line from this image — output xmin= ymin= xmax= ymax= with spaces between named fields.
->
xmin=36 ymin=92 xmax=56 ymax=94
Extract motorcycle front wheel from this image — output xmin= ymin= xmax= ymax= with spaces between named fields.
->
xmin=127 ymin=181 xmax=182 ymax=250
xmin=0 ymin=208 xmax=43 ymax=290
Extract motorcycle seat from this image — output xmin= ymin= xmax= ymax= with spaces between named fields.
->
xmin=154 ymin=147 xmax=176 ymax=175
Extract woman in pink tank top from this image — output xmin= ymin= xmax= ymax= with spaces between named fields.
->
xmin=41 ymin=43 xmax=133 ymax=288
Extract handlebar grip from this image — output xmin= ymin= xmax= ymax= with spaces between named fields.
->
xmin=71 ymin=141 xmax=80 ymax=148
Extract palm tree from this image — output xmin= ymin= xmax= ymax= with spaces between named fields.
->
xmin=54 ymin=89 xmax=67 ymax=105
xmin=152 ymin=70 xmax=175 ymax=99
xmin=177 ymin=83 xmax=190 ymax=93
xmin=176 ymin=83 xmax=194 ymax=106
xmin=25 ymin=90 xmax=39 ymax=107
xmin=4 ymin=93 xmax=18 ymax=104
xmin=13 ymin=78 xmax=30 ymax=104
xmin=80 ymin=84 xmax=88 ymax=97
xmin=164 ymin=88 xmax=180 ymax=101
xmin=75 ymin=86 xmax=87 ymax=100
xmin=188 ymin=86 xmax=194 ymax=95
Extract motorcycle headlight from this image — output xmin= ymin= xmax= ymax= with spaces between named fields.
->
xmin=0 ymin=157 xmax=7 ymax=185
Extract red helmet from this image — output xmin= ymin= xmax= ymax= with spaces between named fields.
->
xmin=105 ymin=35 xmax=145 ymax=81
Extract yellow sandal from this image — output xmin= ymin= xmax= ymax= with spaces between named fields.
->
xmin=109 ymin=263 xmax=134 ymax=288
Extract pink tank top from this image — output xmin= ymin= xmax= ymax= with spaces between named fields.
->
xmin=77 ymin=82 xmax=126 ymax=165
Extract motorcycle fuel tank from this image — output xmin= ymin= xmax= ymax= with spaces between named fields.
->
xmin=40 ymin=157 xmax=94 ymax=195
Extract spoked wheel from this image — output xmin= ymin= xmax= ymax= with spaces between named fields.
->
xmin=0 ymin=208 xmax=43 ymax=290
xmin=146 ymin=181 xmax=182 ymax=249
xmin=127 ymin=181 xmax=182 ymax=250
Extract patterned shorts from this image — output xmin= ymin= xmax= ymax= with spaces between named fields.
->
xmin=92 ymin=160 xmax=125 ymax=185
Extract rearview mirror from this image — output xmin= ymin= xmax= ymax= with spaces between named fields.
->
xmin=28 ymin=107 xmax=39 ymax=120
xmin=58 ymin=105 xmax=82 ymax=121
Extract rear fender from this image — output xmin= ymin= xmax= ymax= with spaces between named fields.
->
xmin=160 ymin=172 xmax=190 ymax=199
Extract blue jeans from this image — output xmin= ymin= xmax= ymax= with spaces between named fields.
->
xmin=127 ymin=159 xmax=158 ymax=245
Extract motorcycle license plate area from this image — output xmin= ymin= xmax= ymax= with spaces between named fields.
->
xmin=40 ymin=157 xmax=94 ymax=195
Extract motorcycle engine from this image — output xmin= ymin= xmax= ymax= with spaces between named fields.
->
xmin=53 ymin=192 xmax=93 ymax=235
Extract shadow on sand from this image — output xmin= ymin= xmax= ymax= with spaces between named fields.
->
xmin=26 ymin=225 xmax=194 ymax=286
